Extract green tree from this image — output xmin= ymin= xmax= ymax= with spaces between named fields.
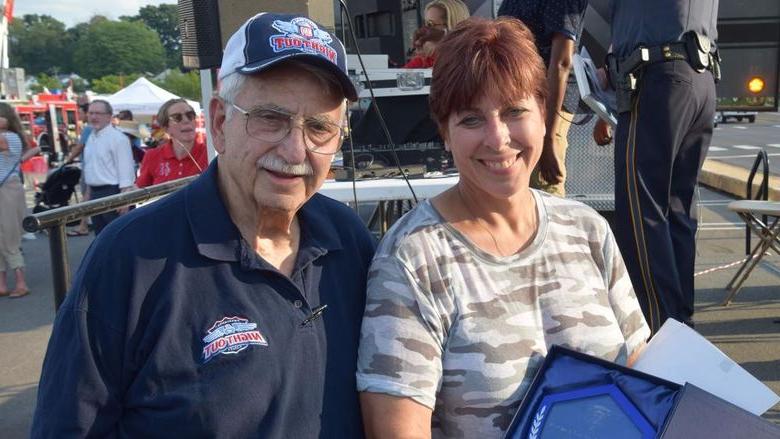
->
xmin=29 ymin=73 xmax=62 ymax=93
xmin=154 ymin=70 xmax=201 ymax=101
xmin=8 ymin=15 xmax=70 ymax=75
xmin=123 ymin=4 xmax=182 ymax=68
xmin=73 ymin=20 xmax=166 ymax=80
xmin=91 ymin=73 xmax=142 ymax=94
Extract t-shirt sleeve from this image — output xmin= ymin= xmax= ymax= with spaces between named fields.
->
xmin=603 ymin=225 xmax=650 ymax=356
xmin=356 ymin=255 xmax=446 ymax=410
xmin=543 ymin=0 xmax=588 ymax=41
xmin=114 ymin=133 xmax=136 ymax=189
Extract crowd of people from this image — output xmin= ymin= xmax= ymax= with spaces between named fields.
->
xmin=1 ymin=1 xmax=720 ymax=437
xmin=0 ymin=95 xmax=209 ymax=295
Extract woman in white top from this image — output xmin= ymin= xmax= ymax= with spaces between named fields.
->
xmin=0 ymin=102 xmax=38 ymax=297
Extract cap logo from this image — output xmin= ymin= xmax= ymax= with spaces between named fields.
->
xmin=270 ymin=17 xmax=337 ymax=63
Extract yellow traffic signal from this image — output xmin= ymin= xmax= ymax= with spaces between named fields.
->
xmin=747 ymin=77 xmax=765 ymax=94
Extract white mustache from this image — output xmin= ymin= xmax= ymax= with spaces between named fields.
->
xmin=256 ymin=155 xmax=313 ymax=176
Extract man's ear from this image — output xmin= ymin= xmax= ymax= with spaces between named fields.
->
xmin=209 ymin=97 xmax=227 ymax=154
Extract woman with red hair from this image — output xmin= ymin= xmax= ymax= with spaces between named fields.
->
xmin=357 ymin=18 xmax=649 ymax=437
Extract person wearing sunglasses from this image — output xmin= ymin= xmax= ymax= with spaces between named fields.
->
xmin=424 ymin=0 xmax=470 ymax=32
xmin=135 ymin=99 xmax=207 ymax=188
xmin=33 ymin=12 xmax=375 ymax=438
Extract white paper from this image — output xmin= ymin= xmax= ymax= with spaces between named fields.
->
xmin=633 ymin=319 xmax=780 ymax=415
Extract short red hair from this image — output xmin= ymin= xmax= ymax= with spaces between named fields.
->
xmin=429 ymin=17 xmax=547 ymax=130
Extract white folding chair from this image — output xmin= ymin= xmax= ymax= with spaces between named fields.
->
xmin=722 ymin=200 xmax=780 ymax=305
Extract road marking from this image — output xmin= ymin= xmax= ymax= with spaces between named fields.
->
xmin=767 ymin=144 xmax=780 ymax=148
xmin=697 ymin=226 xmax=744 ymax=231
xmin=732 ymin=126 xmax=748 ymax=130
xmin=697 ymin=201 xmax=733 ymax=206
xmin=708 ymin=146 xmax=727 ymax=152
xmin=707 ymin=153 xmax=780 ymax=159
xmin=773 ymin=125 xmax=780 ymax=128
xmin=732 ymin=145 xmax=761 ymax=150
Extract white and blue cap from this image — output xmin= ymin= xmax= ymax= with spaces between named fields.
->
xmin=219 ymin=12 xmax=358 ymax=101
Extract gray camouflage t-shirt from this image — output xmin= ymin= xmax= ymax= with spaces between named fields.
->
xmin=356 ymin=190 xmax=650 ymax=438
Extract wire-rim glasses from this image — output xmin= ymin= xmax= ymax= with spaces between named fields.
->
xmin=229 ymin=102 xmax=345 ymax=155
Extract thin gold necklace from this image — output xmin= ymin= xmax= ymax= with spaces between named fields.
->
xmin=456 ymin=186 xmax=506 ymax=257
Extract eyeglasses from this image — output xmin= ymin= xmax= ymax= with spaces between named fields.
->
xmin=168 ymin=110 xmax=197 ymax=124
xmin=87 ymin=111 xmax=110 ymax=116
xmin=425 ymin=20 xmax=447 ymax=29
xmin=229 ymin=102 xmax=345 ymax=155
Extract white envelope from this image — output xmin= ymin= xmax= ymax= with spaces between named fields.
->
xmin=633 ymin=318 xmax=780 ymax=415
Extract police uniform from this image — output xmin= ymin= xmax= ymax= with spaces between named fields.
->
xmin=610 ymin=0 xmax=719 ymax=333
xmin=31 ymin=162 xmax=376 ymax=437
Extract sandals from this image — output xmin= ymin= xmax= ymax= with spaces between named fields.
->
xmin=66 ymin=230 xmax=90 ymax=237
xmin=9 ymin=289 xmax=30 ymax=298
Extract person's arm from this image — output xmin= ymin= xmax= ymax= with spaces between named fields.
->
xmin=361 ymin=393 xmax=432 ymax=439
xmin=135 ymin=147 xmax=161 ymax=188
xmin=65 ymin=142 xmax=85 ymax=163
xmin=21 ymin=145 xmax=41 ymax=161
xmin=114 ymin=134 xmax=137 ymax=213
xmin=357 ymin=255 xmax=448 ymax=438
xmin=602 ymin=219 xmax=651 ymax=363
xmin=538 ymin=33 xmax=575 ymax=184
xmin=31 ymin=244 xmax=125 ymax=437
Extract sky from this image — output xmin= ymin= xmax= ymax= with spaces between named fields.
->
xmin=13 ymin=0 xmax=177 ymax=28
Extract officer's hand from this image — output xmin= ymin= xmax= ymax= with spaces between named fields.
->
xmin=539 ymin=136 xmax=563 ymax=185
xmin=593 ymin=119 xmax=613 ymax=146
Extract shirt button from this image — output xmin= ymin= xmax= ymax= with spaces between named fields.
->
xmin=294 ymin=300 xmax=303 ymax=308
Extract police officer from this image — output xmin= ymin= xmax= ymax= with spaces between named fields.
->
xmin=595 ymin=0 xmax=720 ymax=333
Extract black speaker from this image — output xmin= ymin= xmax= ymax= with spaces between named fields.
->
xmin=178 ymin=0 xmax=224 ymax=69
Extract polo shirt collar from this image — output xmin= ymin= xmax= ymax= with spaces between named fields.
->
xmin=185 ymin=160 xmax=343 ymax=268
xmin=160 ymin=140 xmax=177 ymax=160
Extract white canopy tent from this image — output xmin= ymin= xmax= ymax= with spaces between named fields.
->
xmin=105 ymin=77 xmax=201 ymax=120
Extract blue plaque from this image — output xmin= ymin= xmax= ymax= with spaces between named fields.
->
xmin=516 ymin=384 xmax=655 ymax=439
xmin=503 ymin=345 xmax=780 ymax=439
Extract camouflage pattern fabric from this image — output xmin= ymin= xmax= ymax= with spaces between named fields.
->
xmin=357 ymin=190 xmax=650 ymax=438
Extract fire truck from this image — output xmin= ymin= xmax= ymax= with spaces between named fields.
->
xmin=14 ymin=93 xmax=81 ymax=165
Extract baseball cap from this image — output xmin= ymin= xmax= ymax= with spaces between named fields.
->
xmin=219 ymin=12 xmax=358 ymax=101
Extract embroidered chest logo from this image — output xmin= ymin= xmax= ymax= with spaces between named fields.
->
xmin=269 ymin=17 xmax=337 ymax=63
xmin=202 ymin=316 xmax=268 ymax=363
xmin=158 ymin=162 xmax=171 ymax=177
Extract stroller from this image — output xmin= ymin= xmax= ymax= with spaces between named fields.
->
xmin=32 ymin=165 xmax=82 ymax=225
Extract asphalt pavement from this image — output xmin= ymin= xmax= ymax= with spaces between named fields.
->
xmin=0 ymin=118 xmax=778 ymax=437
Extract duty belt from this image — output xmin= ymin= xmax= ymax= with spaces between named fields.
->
xmin=616 ymin=36 xmax=720 ymax=79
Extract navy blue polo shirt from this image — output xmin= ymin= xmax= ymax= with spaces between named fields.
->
xmin=32 ymin=161 xmax=376 ymax=438
xmin=498 ymin=0 xmax=588 ymax=113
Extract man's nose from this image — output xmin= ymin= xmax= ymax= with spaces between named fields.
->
xmin=276 ymin=123 xmax=308 ymax=164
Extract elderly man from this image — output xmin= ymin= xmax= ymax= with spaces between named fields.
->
xmin=32 ymin=13 xmax=375 ymax=438
xmin=65 ymin=99 xmax=136 ymax=235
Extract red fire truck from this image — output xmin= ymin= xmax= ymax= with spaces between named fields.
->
xmin=14 ymin=93 xmax=82 ymax=164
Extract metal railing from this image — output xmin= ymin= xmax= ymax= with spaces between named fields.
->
xmin=744 ymin=150 xmax=770 ymax=254
xmin=23 ymin=176 xmax=197 ymax=310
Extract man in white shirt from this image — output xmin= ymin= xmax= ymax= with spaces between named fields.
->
xmin=83 ymin=100 xmax=135 ymax=235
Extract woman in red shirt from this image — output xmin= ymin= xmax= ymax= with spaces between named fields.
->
xmin=136 ymin=99 xmax=208 ymax=188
